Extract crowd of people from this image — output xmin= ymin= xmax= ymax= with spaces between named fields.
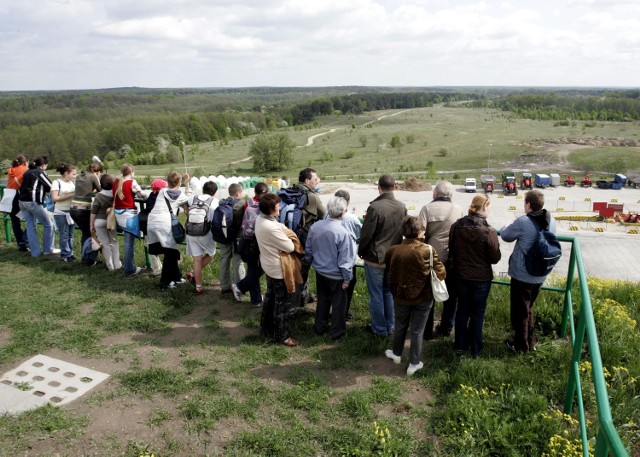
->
xmin=4 ymin=158 xmax=557 ymax=375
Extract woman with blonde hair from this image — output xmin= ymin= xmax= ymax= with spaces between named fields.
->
xmin=112 ymin=164 xmax=146 ymax=276
xmin=448 ymin=194 xmax=501 ymax=358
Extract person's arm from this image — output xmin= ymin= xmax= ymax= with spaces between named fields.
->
xmin=486 ymin=229 xmax=502 ymax=264
xmin=130 ymin=180 xmax=147 ymax=199
xmin=337 ymin=234 xmax=354 ymax=287
xmin=500 ymin=218 xmax=522 ymax=242
xmin=431 ymin=247 xmax=447 ymax=281
xmin=304 ymin=227 xmax=314 ymax=264
xmin=357 ymin=208 xmax=377 ymax=258
xmin=273 ymin=225 xmax=295 ymax=253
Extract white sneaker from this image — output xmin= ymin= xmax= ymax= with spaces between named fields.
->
xmin=407 ymin=362 xmax=424 ymax=376
xmin=45 ymin=248 xmax=61 ymax=255
xmin=384 ymin=350 xmax=401 ymax=364
xmin=231 ymin=283 xmax=243 ymax=302
xmin=126 ymin=266 xmax=143 ymax=277
xmin=175 ymin=278 xmax=188 ymax=285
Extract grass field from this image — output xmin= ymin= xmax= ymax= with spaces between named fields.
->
xmin=0 ymin=235 xmax=638 ymax=456
xmin=116 ymin=106 xmax=640 ymax=186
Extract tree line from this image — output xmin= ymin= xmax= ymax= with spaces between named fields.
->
xmin=469 ymin=91 xmax=640 ymax=121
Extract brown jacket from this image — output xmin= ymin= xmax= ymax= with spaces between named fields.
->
xmin=280 ymin=228 xmax=304 ymax=293
xmin=449 ymin=213 xmax=501 ymax=281
xmin=385 ymin=239 xmax=446 ymax=306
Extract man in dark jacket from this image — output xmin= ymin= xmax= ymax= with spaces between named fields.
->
xmin=358 ymin=175 xmax=407 ymax=336
xmin=500 ymin=189 xmax=557 ymax=353
xmin=291 ymin=168 xmax=327 ymax=309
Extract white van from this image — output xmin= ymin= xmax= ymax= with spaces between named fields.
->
xmin=465 ymin=178 xmax=477 ymax=193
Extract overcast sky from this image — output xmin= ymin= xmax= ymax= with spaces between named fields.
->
xmin=1 ymin=0 xmax=638 ymax=91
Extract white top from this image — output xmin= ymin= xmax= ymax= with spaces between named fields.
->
xmin=255 ymin=214 xmax=294 ymax=279
xmin=146 ymin=188 xmax=190 ymax=249
xmin=51 ymin=179 xmax=76 ymax=212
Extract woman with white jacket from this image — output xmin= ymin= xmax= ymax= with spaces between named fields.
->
xmin=146 ymin=172 xmax=190 ymax=289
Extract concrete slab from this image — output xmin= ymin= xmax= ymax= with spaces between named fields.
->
xmin=0 ymin=354 xmax=109 ymax=415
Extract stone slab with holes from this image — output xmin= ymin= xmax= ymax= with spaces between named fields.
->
xmin=0 ymin=354 xmax=109 ymax=415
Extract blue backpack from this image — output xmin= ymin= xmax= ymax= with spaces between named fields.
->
xmin=524 ymin=215 xmax=562 ymax=276
xmin=277 ymin=187 xmax=307 ymax=239
xmin=211 ymin=197 xmax=236 ymax=244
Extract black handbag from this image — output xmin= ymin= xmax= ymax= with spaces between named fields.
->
xmin=164 ymin=195 xmax=185 ymax=244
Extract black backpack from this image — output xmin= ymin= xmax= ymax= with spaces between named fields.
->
xmin=524 ymin=215 xmax=562 ymax=276
xmin=211 ymin=197 xmax=236 ymax=244
xmin=185 ymin=196 xmax=214 ymax=237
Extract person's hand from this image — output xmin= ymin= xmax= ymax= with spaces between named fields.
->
xmin=183 ymin=173 xmax=190 ymax=183
xmin=342 ymin=282 xmax=350 ymax=289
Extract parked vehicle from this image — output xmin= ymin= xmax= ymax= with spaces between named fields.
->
xmin=464 ymin=178 xmax=477 ymax=193
xmin=481 ymin=175 xmax=495 ymax=194
xmin=564 ymin=174 xmax=576 ymax=187
xmin=520 ymin=173 xmax=533 ymax=190
xmin=581 ymin=174 xmax=593 ymax=187
xmin=501 ymin=172 xmax=518 ymax=195
xmin=535 ymin=174 xmax=550 ymax=188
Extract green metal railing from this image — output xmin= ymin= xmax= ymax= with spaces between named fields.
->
xmin=494 ymin=234 xmax=628 ymax=457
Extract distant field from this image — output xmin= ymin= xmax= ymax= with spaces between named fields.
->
xmin=124 ymin=106 xmax=640 ymax=184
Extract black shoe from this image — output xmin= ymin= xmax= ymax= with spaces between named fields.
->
xmin=18 ymin=246 xmax=30 ymax=252
xmin=346 ymin=312 xmax=354 ymax=321
xmin=505 ymin=340 xmax=518 ymax=353
xmin=364 ymin=324 xmax=386 ymax=336
xmin=435 ymin=325 xmax=452 ymax=337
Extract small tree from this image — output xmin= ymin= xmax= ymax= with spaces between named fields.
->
xmin=390 ymin=134 xmax=401 ymax=148
xmin=406 ymin=134 xmax=416 ymax=144
xmin=359 ymin=134 xmax=368 ymax=148
xmin=250 ymin=133 xmax=295 ymax=172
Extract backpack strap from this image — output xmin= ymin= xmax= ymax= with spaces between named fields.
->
xmin=164 ymin=194 xmax=179 ymax=217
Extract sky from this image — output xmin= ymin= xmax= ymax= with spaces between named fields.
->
xmin=1 ymin=0 xmax=639 ymax=91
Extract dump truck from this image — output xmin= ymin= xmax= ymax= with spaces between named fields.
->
xmin=480 ymin=175 xmax=495 ymax=194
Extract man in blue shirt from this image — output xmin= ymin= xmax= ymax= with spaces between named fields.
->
xmin=305 ymin=196 xmax=355 ymax=340
xmin=500 ymin=189 xmax=557 ymax=353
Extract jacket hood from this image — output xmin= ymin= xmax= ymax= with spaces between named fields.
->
xmin=528 ymin=209 xmax=551 ymax=230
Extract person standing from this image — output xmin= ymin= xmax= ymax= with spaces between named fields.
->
xmin=185 ymin=181 xmax=218 ymax=294
xmin=417 ymin=180 xmax=465 ymax=339
xmin=385 ymin=216 xmax=446 ymax=376
xmin=70 ymin=161 xmax=103 ymax=250
xmin=50 ymin=163 xmax=77 ymax=262
xmin=255 ymin=193 xmax=300 ymax=347
xmin=333 ymin=189 xmax=362 ymax=320
xmin=113 ymin=164 xmax=147 ymax=277
xmin=6 ymin=155 xmax=29 ymax=251
xmin=90 ymin=174 xmax=122 ymax=271
xmin=500 ymin=189 xmax=557 ymax=353
xmin=290 ymin=168 xmax=327 ymax=309
xmin=218 ymin=183 xmax=246 ymax=294
xmin=450 ymin=195 xmax=501 ymax=357
xmin=147 ymin=172 xmax=191 ymax=289
xmin=233 ymin=182 xmax=269 ymax=306
xmin=358 ymin=175 xmax=407 ymax=336
xmin=18 ymin=156 xmax=57 ymax=257
xmin=305 ymin=196 xmax=355 ymax=341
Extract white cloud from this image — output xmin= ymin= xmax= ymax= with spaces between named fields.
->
xmin=0 ymin=0 xmax=639 ymax=90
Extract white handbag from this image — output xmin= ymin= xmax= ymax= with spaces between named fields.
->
xmin=429 ymin=245 xmax=449 ymax=302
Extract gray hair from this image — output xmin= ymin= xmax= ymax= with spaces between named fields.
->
xmin=327 ymin=196 xmax=348 ymax=219
xmin=433 ymin=180 xmax=454 ymax=199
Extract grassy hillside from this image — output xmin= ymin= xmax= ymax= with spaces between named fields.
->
xmin=0 ymin=240 xmax=638 ymax=456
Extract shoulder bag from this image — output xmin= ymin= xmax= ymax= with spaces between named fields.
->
xmin=429 ymin=245 xmax=449 ymax=302
xmin=165 ymin=195 xmax=185 ymax=244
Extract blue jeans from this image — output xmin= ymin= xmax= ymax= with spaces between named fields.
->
xmin=54 ymin=213 xmax=75 ymax=260
xmin=364 ymin=264 xmax=394 ymax=335
xmin=455 ymin=278 xmax=492 ymax=357
xmin=236 ymin=258 xmax=263 ymax=304
xmin=123 ymin=231 xmax=137 ymax=275
xmin=19 ymin=201 xmax=55 ymax=257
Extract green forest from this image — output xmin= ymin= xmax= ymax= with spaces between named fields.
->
xmin=1 ymin=87 xmax=639 ymax=172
